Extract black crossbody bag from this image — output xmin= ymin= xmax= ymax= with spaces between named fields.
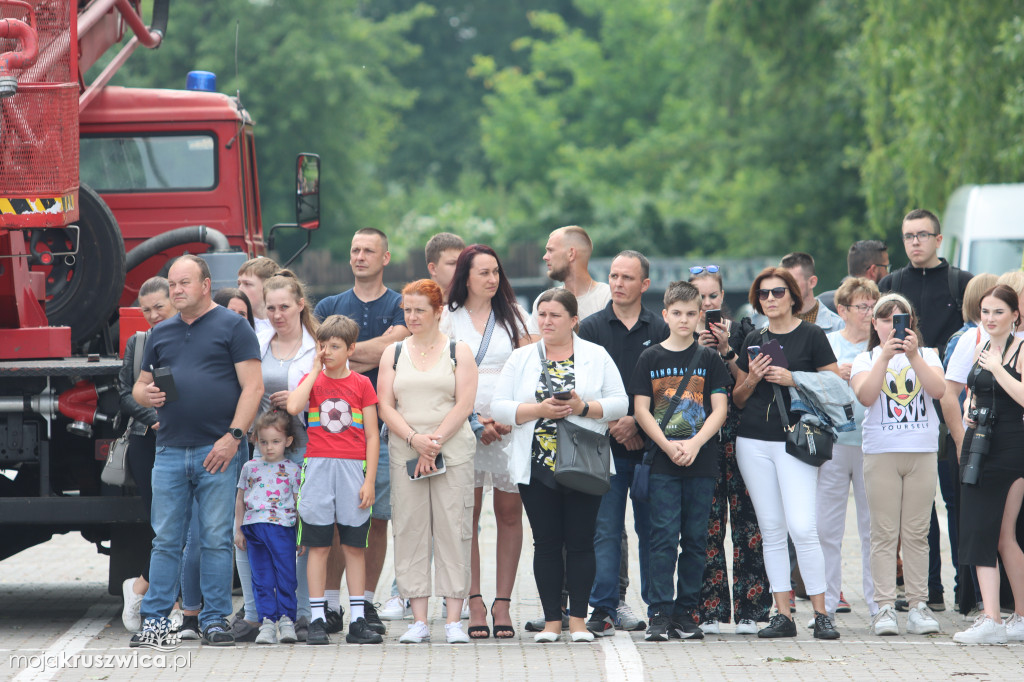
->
xmin=631 ymin=346 xmax=709 ymax=503
xmin=763 ymin=331 xmax=833 ymax=467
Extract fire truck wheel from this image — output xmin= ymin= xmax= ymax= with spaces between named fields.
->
xmin=43 ymin=184 xmax=127 ymax=345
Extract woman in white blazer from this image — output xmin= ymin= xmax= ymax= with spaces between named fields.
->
xmin=492 ymin=288 xmax=627 ymax=643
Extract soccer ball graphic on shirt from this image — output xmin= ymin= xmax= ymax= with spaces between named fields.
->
xmin=319 ymin=398 xmax=353 ymax=433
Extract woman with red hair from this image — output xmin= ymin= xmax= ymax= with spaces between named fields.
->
xmin=377 ymin=279 xmax=479 ymax=644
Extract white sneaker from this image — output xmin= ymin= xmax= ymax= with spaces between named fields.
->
xmin=907 ymin=603 xmax=940 ymax=635
xmin=735 ymin=619 xmax=758 ymax=635
xmin=277 ymin=614 xmax=297 ymax=643
xmin=872 ymin=605 xmax=900 ymax=636
xmin=168 ymin=608 xmax=183 ymax=632
xmin=380 ymin=595 xmax=411 ymax=620
xmin=699 ymin=620 xmax=720 ymax=634
xmin=953 ymin=616 xmax=1007 ymax=645
xmin=255 ymin=617 xmax=278 ymax=644
xmin=1004 ymin=613 xmax=1024 ymax=642
xmin=121 ymin=578 xmax=143 ymax=632
xmin=400 ymin=620 xmax=431 ymax=643
xmin=445 ymin=621 xmax=470 ymax=643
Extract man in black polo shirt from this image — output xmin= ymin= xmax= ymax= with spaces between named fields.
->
xmin=580 ymin=250 xmax=669 ymax=636
xmin=132 ymin=255 xmax=263 ymax=647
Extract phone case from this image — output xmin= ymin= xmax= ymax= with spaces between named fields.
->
xmin=407 ymin=453 xmax=446 ymax=480
xmin=153 ymin=367 xmax=179 ymax=402
xmin=760 ymin=339 xmax=789 ymax=368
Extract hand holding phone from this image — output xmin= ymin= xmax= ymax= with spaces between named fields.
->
xmin=704 ymin=309 xmax=722 ymax=327
xmin=893 ymin=313 xmax=910 ymax=341
xmin=153 ymin=367 xmax=178 ymax=403
xmin=552 ymin=390 xmax=573 ymax=400
xmin=407 ymin=453 xmax=446 ymax=480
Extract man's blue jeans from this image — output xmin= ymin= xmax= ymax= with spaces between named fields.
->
xmin=648 ymin=474 xmax=716 ymax=619
xmin=140 ymin=444 xmax=239 ymax=629
xmin=590 ymin=457 xmax=652 ymax=616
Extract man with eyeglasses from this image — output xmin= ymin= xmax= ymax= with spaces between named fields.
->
xmin=820 ymin=240 xmax=890 ymax=313
xmin=878 ymin=208 xmax=973 ymax=615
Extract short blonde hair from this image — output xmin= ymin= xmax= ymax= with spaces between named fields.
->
xmin=834 ymin=277 xmax=880 ymax=308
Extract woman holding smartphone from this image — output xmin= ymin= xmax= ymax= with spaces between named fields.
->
xmin=689 ymin=266 xmax=770 ymax=635
xmin=377 ymin=279 xmax=478 ymax=644
xmin=851 ymin=294 xmax=945 ymax=637
xmin=732 ymin=267 xmax=840 ymax=640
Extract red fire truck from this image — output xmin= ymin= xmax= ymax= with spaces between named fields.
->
xmin=0 ymin=0 xmax=319 ymax=592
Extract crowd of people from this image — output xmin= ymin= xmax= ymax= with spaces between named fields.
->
xmin=117 ymin=209 xmax=1024 ymax=647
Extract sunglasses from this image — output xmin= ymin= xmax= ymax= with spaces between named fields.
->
xmin=689 ymin=265 xmax=720 ymax=275
xmin=757 ymin=287 xmax=788 ymax=301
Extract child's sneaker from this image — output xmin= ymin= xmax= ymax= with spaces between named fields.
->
xmin=324 ymin=605 xmax=345 ymax=634
xmin=347 ymin=617 xmax=385 ymax=644
xmin=445 ymin=621 xmax=471 ymax=643
xmin=294 ymin=616 xmax=309 ymax=642
xmin=380 ymin=596 xmax=411 ymax=620
xmin=179 ymin=614 xmax=201 ymax=640
xmin=277 ymin=615 xmax=297 ymax=643
xmin=399 ymin=620 xmax=431 ymax=643
xmin=306 ymin=618 xmax=330 ymax=645
xmin=202 ymin=620 xmax=235 ymax=646
xmin=255 ymin=618 xmax=277 ymax=644
xmin=121 ymin=578 xmax=143 ymax=632
xmin=363 ymin=602 xmax=386 ymax=635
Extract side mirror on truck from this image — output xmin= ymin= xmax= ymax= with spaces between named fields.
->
xmin=269 ymin=152 xmax=321 ymax=267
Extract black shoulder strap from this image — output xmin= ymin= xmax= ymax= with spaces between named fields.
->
xmin=132 ymin=331 xmax=148 ymax=382
xmin=450 ymin=339 xmax=457 ymax=366
xmin=891 ymin=267 xmax=904 ymax=293
xmin=392 ymin=341 xmax=403 ymax=370
xmin=761 ymin=330 xmax=791 ymax=433
xmin=655 ymin=345 xmax=708 ymax=433
xmin=948 ymin=264 xmax=963 ymax=311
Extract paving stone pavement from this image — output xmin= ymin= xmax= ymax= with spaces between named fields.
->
xmin=0 ymin=489 xmax=1021 ymax=680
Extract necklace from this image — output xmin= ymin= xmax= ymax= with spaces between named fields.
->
xmin=273 ymin=336 xmax=302 ymax=366
xmin=409 ymin=335 xmax=440 ymax=358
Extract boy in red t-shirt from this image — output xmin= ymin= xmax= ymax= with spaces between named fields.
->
xmin=287 ymin=315 xmax=381 ymax=645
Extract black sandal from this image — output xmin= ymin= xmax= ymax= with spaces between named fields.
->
xmin=467 ymin=594 xmax=490 ymax=639
xmin=491 ymin=597 xmax=516 ymax=639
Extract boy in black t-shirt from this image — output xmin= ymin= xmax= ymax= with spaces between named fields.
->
xmin=631 ymin=281 xmax=731 ymax=642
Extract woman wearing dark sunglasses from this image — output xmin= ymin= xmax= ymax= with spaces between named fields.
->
xmin=732 ymin=267 xmax=841 ymax=640
xmin=687 ymin=266 xmax=771 ymax=636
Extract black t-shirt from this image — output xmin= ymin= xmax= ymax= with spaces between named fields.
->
xmin=141 ymin=305 xmax=261 ymax=446
xmin=734 ymin=321 xmax=836 ymax=442
xmin=628 ymin=343 xmax=731 ymax=478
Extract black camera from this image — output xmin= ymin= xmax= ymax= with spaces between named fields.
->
xmin=961 ymin=406 xmax=994 ymax=485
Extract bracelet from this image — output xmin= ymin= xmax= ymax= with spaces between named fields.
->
xmin=580 ymin=401 xmax=590 ymax=418
xmin=406 ymin=429 xmax=417 ymax=447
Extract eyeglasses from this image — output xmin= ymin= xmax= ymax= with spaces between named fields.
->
xmin=757 ymin=287 xmax=788 ymax=300
xmin=689 ymin=265 xmax=720 ymax=275
xmin=873 ymin=262 xmax=891 ymax=272
xmin=902 ymin=231 xmax=937 ymax=243
xmin=842 ymin=303 xmax=874 ymax=314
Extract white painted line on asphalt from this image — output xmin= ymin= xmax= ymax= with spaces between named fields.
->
xmin=600 ymin=631 xmax=645 ymax=682
xmin=11 ymin=601 xmax=117 ymax=682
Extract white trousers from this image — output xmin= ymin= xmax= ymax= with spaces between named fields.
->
xmin=735 ymin=437 xmax=826 ymax=595
xmin=816 ymin=443 xmax=876 ymax=615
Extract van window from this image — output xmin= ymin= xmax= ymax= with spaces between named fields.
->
xmin=80 ymin=134 xmax=216 ymax=192
xmin=969 ymin=239 xmax=1024 ymax=275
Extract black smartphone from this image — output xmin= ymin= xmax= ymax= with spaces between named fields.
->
xmin=407 ymin=453 xmax=446 ymax=480
xmin=705 ymin=309 xmax=722 ymax=327
xmin=552 ymin=390 xmax=573 ymax=400
xmin=153 ymin=367 xmax=178 ymax=403
xmin=893 ymin=313 xmax=910 ymax=341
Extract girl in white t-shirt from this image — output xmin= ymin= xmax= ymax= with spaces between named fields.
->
xmin=851 ymin=294 xmax=946 ymax=637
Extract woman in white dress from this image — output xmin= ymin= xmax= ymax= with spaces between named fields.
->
xmin=442 ymin=244 xmax=537 ymax=638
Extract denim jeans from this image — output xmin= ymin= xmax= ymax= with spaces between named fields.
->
xmin=140 ymin=443 xmax=241 ymax=629
xmin=181 ymin=498 xmax=202 ymax=611
xmin=648 ymin=474 xmax=716 ymax=619
xmin=590 ymin=456 xmax=651 ymax=615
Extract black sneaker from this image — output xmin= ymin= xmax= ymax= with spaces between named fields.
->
xmin=178 ymin=614 xmax=200 ymax=640
xmin=586 ymin=608 xmax=615 ymax=637
xmin=645 ymin=613 xmax=671 ymax=642
xmin=363 ymin=602 xmax=386 ymax=635
xmin=758 ymin=614 xmax=797 ymax=638
xmin=324 ymin=606 xmax=345 ymax=634
xmin=346 ymin=617 xmax=384 ymax=644
xmin=894 ymin=598 xmax=909 ymax=612
xmin=669 ymin=618 xmax=704 ymax=640
xmin=812 ymin=611 xmax=840 ymax=640
xmin=306 ymin=617 xmax=330 ymax=645
xmin=927 ymin=590 xmax=946 ymax=612
xmin=294 ymin=615 xmax=309 ymax=642
xmin=202 ymin=620 xmax=235 ymax=646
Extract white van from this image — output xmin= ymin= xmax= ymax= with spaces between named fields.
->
xmin=940 ymin=184 xmax=1024 ymax=273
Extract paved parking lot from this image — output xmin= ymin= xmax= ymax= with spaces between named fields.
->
xmin=0 ymin=492 xmax=1021 ymax=681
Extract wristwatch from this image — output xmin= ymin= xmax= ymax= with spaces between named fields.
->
xmin=228 ymin=427 xmax=245 ymax=440
xmin=721 ymin=349 xmax=737 ymax=362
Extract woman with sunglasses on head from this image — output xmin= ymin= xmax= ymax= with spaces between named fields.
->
xmin=688 ymin=265 xmax=771 ymax=636
xmin=732 ymin=267 xmax=841 ymax=640
xmin=952 ymin=284 xmax=1024 ymax=645
xmin=440 ymin=244 xmax=537 ymax=639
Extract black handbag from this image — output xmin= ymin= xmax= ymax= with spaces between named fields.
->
xmin=538 ymin=345 xmax=611 ymax=496
xmin=770 ymin=381 xmax=833 ymax=467
xmin=631 ymin=346 xmax=709 ymax=503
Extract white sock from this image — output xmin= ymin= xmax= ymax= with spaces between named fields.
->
xmin=351 ymin=598 xmax=365 ymax=621
xmin=364 ymin=591 xmax=374 ymax=603
xmin=311 ymin=598 xmax=326 ymax=623
xmin=325 ymin=590 xmax=340 ymax=612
